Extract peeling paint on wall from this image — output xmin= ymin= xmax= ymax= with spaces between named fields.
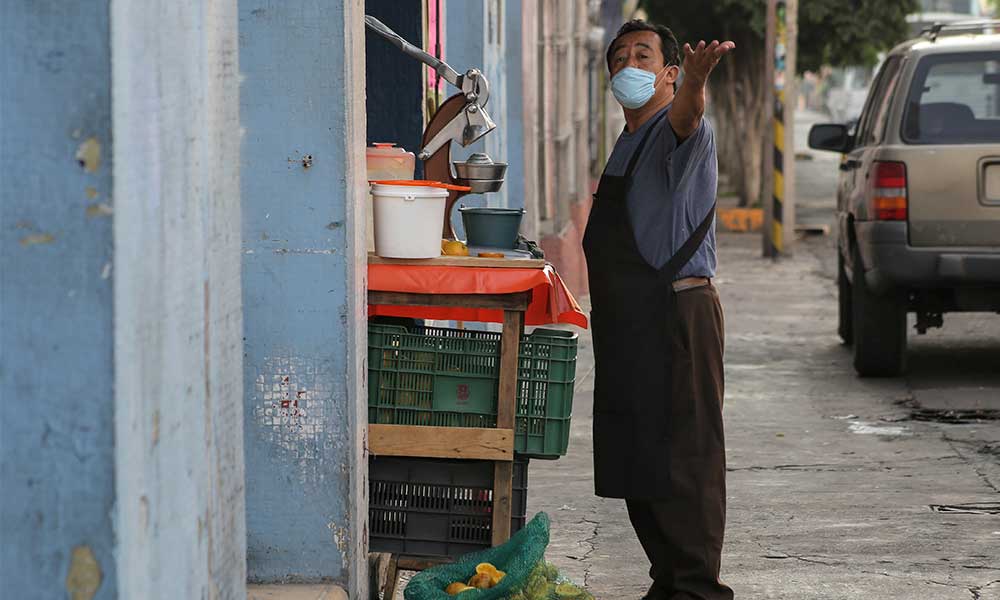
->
xmin=286 ymin=151 xmax=314 ymax=170
xmin=329 ymin=522 xmax=349 ymax=567
xmin=20 ymin=233 xmax=55 ymax=246
xmin=75 ymin=137 xmax=102 ymax=173
xmin=85 ymin=187 xmax=99 ymax=199
xmin=139 ymin=496 xmax=149 ymax=530
xmin=65 ymin=546 xmax=101 ymax=600
xmin=86 ymin=203 xmax=113 ymax=218
xmin=272 ymin=248 xmax=336 ymax=255
xmin=151 ymin=410 xmax=160 ymax=447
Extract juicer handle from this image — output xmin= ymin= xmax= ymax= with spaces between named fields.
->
xmin=364 ymin=16 xmax=461 ymax=87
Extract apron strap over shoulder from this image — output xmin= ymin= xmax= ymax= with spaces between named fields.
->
xmin=623 ymin=110 xmax=669 ymax=179
xmin=659 ymin=202 xmax=717 ymax=281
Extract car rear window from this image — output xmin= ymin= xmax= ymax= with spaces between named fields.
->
xmin=902 ymin=51 xmax=1000 ymax=144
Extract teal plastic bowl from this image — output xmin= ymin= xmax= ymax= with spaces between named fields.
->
xmin=459 ymin=207 xmax=525 ymax=249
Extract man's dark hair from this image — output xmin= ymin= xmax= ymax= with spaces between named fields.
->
xmin=605 ymin=19 xmax=680 ymax=72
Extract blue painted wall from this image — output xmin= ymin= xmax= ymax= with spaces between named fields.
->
xmin=0 ymin=2 xmax=117 ymax=598
xmin=240 ymin=0 xmax=357 ymax=584
xmin=446 ymin=0 xmax=485 ymax=169
xmin=446 ymin=0 xmax=490 ymax=236
xmin=505 ymin=0 xmax=526 ymax=214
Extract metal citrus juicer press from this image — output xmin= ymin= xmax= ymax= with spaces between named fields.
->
xmin=365 ymin=16 xmax=508 ymax=240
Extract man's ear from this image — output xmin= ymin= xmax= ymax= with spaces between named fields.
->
xmin=663 ymin=64 xmax=681 ymax=85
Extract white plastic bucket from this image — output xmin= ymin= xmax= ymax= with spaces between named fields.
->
xmin=371 ymin=183 xmax=448 ymax=258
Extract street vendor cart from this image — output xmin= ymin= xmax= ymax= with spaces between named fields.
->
xmin=367 ymin=255 xmax=586 ymax=552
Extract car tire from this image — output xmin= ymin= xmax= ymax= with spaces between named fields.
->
xmin=837 ymin=250 xmax=853 ymax=345
xmin=852 ymin=245 xmax=907 ymax=377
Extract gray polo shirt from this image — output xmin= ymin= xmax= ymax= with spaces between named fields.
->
xmin=603 ymin=105 xmax=718 ymax=278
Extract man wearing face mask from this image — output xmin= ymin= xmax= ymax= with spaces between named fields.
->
xmin=582 ymin=19 xmax=735 ymax=600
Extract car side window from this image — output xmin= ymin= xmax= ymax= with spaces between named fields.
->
xmin=870 ymin=58 xmax=904 ymax=143
xmin=852 ymin=67 xmax=885 ymax=147
xmin=855 ymin=57 xmax=902 ymax=148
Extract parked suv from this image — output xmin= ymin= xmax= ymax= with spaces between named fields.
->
xmin=810 ymin=22 xmax=1000 ymax=377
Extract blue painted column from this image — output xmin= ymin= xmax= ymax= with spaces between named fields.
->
xmin=240 ymin=0 xmax=368 ymax=594
xmin=1 ymin=3 xmax=117 ymax=598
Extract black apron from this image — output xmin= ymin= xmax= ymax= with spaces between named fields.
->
xmin=583 ymin=111 xmax=716 ymax=499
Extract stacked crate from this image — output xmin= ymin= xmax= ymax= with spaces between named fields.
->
xmin=367 ymin=324 xmax=578 ymax=557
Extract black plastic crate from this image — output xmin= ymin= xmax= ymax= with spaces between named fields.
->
xmin=369 ymin=456 xmax=528 ymax=558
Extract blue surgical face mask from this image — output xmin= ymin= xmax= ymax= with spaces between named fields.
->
xmin=611 ymin=66 xmax=668 ymax=109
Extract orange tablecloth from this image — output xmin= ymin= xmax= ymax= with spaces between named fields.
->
xmin=368 ymin=263 xmax=588 ymax=328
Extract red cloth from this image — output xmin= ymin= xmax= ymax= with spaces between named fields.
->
xmin=368 ymin=263 xmax=588 ymax=328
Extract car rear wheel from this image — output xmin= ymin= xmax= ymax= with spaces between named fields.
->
xmin=852 ymin=245 xmax=907 ymax=377
xmin=838 ymin=250 xmax=853 ymax=345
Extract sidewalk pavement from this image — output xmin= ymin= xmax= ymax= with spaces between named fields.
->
xmin=527 ymin=232 xmax=1000 ymax=600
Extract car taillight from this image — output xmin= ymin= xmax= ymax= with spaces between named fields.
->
xmin=871 ymin=161 xmax=907 ymax=221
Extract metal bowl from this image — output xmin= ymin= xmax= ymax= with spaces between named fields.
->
xmin=456 ymin=178 xmax=505 ymax=194
xmin=453 ymin=161 xmax=508 ymax=181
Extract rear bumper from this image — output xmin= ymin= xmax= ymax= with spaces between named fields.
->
xmin=855 ymin=222 xmax=1000 ymax=292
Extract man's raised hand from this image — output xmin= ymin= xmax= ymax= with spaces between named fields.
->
xmin=682 ymin=40 xmax=736 ymax=85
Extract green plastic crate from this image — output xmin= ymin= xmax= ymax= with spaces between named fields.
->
xmin=368 ymin=324 xmax=578 ymax=458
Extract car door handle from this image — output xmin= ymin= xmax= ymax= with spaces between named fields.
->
xmin=839 ymin=159 xmax=861 ymax=171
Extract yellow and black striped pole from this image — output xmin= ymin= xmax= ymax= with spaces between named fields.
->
xmin=771 ymin=0 xmax=787 ymax=255
xmin=764 ymin=0 xmax=796 ymax=257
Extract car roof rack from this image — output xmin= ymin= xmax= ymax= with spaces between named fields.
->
xmin=921 ymin=19 xmax=1000 ymax=42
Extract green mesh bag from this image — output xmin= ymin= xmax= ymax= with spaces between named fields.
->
xmin=403 ymin=513 xmax=551 ymax=600
xmin=506 ymin=561 xmax=593 ymax=600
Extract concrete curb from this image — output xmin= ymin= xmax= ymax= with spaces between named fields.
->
xmin=247 ymin=584 xmax=348 ymax=600
xmin=717 ymin=207 xmax=763 ymax=233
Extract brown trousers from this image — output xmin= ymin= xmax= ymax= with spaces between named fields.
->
xmin=626 ymin=284 xmax=732 ymax=600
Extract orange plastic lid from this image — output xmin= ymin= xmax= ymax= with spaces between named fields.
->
xmin=370 ymin=179 xmax=472 ymax=192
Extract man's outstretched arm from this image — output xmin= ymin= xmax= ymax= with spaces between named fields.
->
xmin=669 ymin=40 xmax=735 ymax=141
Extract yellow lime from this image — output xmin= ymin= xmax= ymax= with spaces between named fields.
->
xmin=445 ymin=582 xmax=474 ymax=595
xmin=442 ymin=240 xmax=469 ymax=256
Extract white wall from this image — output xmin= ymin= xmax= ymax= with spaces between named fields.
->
xmin=112 ymin=1 xmax=247 ymax=597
